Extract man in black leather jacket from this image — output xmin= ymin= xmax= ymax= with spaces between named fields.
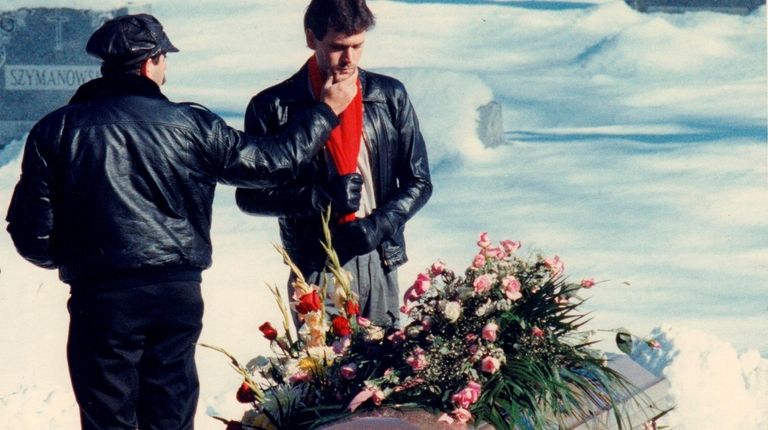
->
xmin=5 ymin=14 xmax=356 ymax=430
xmin=236 ymin=0 xmax=432 ymax=327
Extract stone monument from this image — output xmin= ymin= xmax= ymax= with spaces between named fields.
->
xmin=0 ymin=6 xmax=133 ymax=148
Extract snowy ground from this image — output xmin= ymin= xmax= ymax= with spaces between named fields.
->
xmin=0 ymin=0 xmax=766 ymax=429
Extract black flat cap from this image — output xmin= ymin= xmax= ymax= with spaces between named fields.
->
xmin=86 ymin=13 xmax=179 ymax=67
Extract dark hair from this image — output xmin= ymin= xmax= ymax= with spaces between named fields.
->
xmin=101 ymin=52 xmax=164 ymax=77
xmin=304 ymin=0 xmax=375 ymax=40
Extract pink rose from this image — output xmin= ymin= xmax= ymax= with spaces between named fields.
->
xmin=413 ymin=273 xmax=431 ymax=295
xmin=480 ymin=356 xmax=501 ymax=374
xmin=404 ymin=273 xmax=431 ymax=303
xmin=473 ymin=274 xmax=493 ymax=293
xmin=451 ymin=381 xmax=482 ymax=408
xmin=452 ymin=408 xmax=473 ymax=423
xmin=340 ymin=363 xmax=358 ymax=380
xmin=406 ymin=348 xmax=428 ymax=371
xmin=500 ymin=240 xmax=521 ymax=253
xmin=482 ymin=322 xmax=499 ymax=342
xmin=531 ymin=326 xmax=545 ymax=338
xmin=502 ymin=275 xmax=522 ymax=301
xmin=477 ymin=232 xmax=491 ymax=248
xmin=472 ymin=253 xmax=486 ymax=268
xmin=580 ymin=278 xmax=595 ymax=289
xmin=544 ymin=256 xmax=564 ymax=277
xmin=485 ymin=246 xmax=503 ymax=259
xmin=430 ymin=260 xmax=446 ymax=276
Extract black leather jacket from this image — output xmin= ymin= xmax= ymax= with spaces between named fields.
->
xmin=236 ymin=65 xmax=432 ymax=273
xmin=6 ymin=74 xmax=338 ymax=288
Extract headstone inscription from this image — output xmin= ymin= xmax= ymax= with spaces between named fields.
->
xmin=0 ymin=7 xmax=129 ymax=147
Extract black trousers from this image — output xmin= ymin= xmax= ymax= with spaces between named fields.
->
xmin=67 ymin=281 xmax=204 ymax=430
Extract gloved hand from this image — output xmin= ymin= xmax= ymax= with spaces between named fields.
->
xmin=311 ymin=173 xmax=363 ymax=215
xmin=332 ymin=211 xmax=395 ymax=261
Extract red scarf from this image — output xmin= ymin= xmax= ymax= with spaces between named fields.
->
xmin=307 ymin=56 xmax=363 ymax=223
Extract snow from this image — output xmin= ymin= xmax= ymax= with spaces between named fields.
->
xmin=0 ymin=0 xmax=766 ymax=428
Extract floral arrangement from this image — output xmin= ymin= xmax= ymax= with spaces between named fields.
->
xmin=204 ymin=211 xmax=642 ymax=430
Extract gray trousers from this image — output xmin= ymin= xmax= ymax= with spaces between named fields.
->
xmin=290 ymin=248 xmax=400 ymax=328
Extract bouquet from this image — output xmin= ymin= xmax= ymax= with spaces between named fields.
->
xmin=204 ymin=211 xmax=643 ymax=429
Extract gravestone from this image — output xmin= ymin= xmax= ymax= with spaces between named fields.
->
xmin=0 ymin=6 xmax=133 ymax=147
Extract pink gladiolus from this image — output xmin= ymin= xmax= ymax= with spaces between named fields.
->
xmin=288 ymin=370 xmax=312 ymax=384
xmin=340 ymin=363 xmax=358 ymax=380
xmin=430 ymin=260 xmax=446 ymax=276
xmin=452 ymin=408 xmax=473 ymax=423
xmin=480 ymin=356 xmax=501 ymax=374
xmin=477 ymin=232 xmax=491 ymax=248
xmin=544 ymin=256 xmax=565 ymax=277
xmin=482 ymin=322 xmax=499 ymax=342
xmin=473 ymin=274 xmax=493 ymax=293
xmin=399 ymin=304 xmax=411 ymax=315
xmin=501 ymin=239 xmax=521 ymax=253
xmin=472 ymin=253 xmax=486 ymax=268
xmin=503 ymin=275 xmax=522 ymax=301
xmin=532 ymin=326 xmax=545 ymax=337
xmin=581 ymin=278 xmax=596 ymax=289
xmin=357 ymin=316 xmax=371 ymax=327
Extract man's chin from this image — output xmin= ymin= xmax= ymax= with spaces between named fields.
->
xmin=333 ymin=69 xmax=356 ymax=82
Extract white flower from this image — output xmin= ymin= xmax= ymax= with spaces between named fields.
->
xmin=443 ymin=301 xmax=462 ymax=322
xmin=475 ymin=301 xmax=493 ymax=317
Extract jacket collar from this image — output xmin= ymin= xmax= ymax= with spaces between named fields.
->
xmin=284 ymin=61 xmax=386 ymax=104
xmin=69 ymin=74 xmax=168 ymax=105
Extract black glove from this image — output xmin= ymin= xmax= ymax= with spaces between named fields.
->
xmin=311 ymin=173 xmax=363 ymax=215
xmin=332 ymin=211 xmax=395 ymax=261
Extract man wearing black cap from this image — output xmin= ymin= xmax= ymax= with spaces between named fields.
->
xmin=5 ymin=13 xmax=357 ymax=430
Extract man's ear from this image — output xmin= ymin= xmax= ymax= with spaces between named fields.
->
xmin=305 ymin=29 xmax=317 ymax=50
xmin=139 ymin=57 xmax=151 ymax=78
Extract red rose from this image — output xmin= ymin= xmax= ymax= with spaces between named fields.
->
xmin=332 ymin=315 xmax=352 ymax=337
xmin=295 ymin=290 xmax=322 ymax=314
xmin=258 ymin=322 xmax=278 ymax=341
xmin=236 ymin=381 xmax=257 ymax=403
xmin=345 ymin=300 xmax=360 ymax=316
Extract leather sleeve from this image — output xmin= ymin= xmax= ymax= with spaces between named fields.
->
xmin=235 ymin=94 xmax=325 ymax=217
xmin=6 ymin=126 xmax=58 ymax=269
xmin=206 ymin=102 xmax=337 ymax=190
xmin=376 ymin=84 xmax=433 ymax=232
